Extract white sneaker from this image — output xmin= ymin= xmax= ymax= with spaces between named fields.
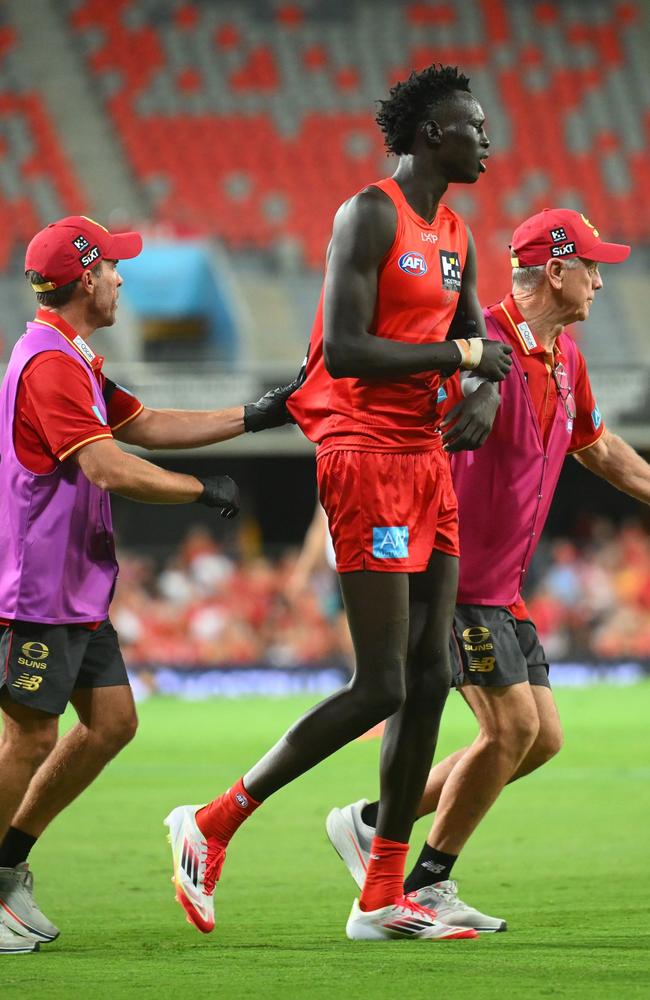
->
xmin=164 ymin=805 xmax=226 ymax=934
xmin=0 ymin=920 xmax=39 ymax=954
xmin=325 ymin=800 xmax=373 ymax=889
xmin=346 ymin=895 xmax=478 ymax=941
xmin=0 ymin=865 xmax=59 ymax=942
xmin=409 ymin=880 xmax=507 ymax=933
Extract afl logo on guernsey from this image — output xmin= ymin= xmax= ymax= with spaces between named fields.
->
xmin=398 ymin=252 xmax=428 ymax=276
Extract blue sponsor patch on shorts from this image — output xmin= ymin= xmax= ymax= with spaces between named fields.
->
xmin=437 ymin=386 xmax=447 ymax=403
xmin=373 ymin=526 xmax=409 ymax=559
xmin=592 ymin=405 xmax=602 ymax=430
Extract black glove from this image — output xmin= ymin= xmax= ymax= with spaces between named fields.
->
xmin=441 ymin=382 xmax=500 ymax=453
xmin=243 ymin=355 xmax=308 ymax=432
xmin=475 ymin=340 xmax=513 ymax=381
xmin=195 ymin=475 xmax=240 ymax=518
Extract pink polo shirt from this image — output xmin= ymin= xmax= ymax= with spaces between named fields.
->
xmin=448 ymin=300 xmax=604 ymax=616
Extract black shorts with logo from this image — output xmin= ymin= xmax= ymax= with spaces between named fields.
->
xmin=0 ymin=619 xmax=129 ymax=716
xmin=451 ymin=604 xmax=551 ymax=689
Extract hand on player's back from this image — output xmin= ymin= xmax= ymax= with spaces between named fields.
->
xmin=243 ymin=356 xmax=307 ymax=432
xmin=476 ymin=341 xmax=512 ymax=381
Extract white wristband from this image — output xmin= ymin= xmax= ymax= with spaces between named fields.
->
xmin=466 ymin=338 xmax=484 ymax=370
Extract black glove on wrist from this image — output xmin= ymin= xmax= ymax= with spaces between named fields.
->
xmin=195 ymin=475 xmax=240 ymax=519
xmin=243 ymin=356 xmax=308 ymax=432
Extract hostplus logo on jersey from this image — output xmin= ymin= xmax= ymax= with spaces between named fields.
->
xmin=373 ymin=526 xmax=409 ymax=559
xmin=592 ymin=405 xmax=602 ymax=430
xmin=398 ymin=252 xmax=428 ymax=276
xmin=439 ymin=250 xmax=462 ymax=292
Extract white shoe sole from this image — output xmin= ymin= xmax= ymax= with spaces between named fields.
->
xmin=0 ymin=942 xmax=39 ymax=954
xmin=473 ymin=921 xmax=507 ymax=933
xmin=0 ymin=901 xmax=58 ymax=943
xmin=346 ymin=915 xmax=477 ymax=941
xmin=325 ymin=808 xmax=368 ymax=890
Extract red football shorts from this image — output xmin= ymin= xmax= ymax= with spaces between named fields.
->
xmin=317 ymin=447 xmax=459 ymax=573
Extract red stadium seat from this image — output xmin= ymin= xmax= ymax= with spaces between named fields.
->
xmin=2 ymin=0 xmax=643 ymax=277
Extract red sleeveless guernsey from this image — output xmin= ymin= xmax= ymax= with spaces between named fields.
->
xmin=287 ymin=177 xmax=468 ymax=453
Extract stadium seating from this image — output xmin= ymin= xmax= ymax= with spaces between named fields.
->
xmin=1 ymin=0 xmax=649 ymax=301
xmin=0 ymin=18 xmax=87 ymax=271
xmin=59 ymin=0 xmax=649 ymax=299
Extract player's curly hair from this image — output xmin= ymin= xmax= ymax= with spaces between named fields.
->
xmin=376 ymin=65 xmax=471 ymax=155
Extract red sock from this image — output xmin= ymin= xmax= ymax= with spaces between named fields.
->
xmin=359 ymin=836 xmax=409 ymax=912
xmin=196 ymin=778 xmax=260 ymax=844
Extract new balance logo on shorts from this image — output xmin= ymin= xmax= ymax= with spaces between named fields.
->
xmin=12 ymin=673 xmax=44 ymax=692
xmin=373 ymin=527 xmax=409 ymax=559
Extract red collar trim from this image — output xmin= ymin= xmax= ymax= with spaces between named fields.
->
xmin=33 ymin=308 xmax=104 ymax=372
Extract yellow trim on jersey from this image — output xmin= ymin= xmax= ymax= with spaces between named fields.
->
xmin=31 ymin=318 xmax=93 ymax=368
xmin=498 ymin=302 xmax=532 ymax=355
xmin=58 ymin=432 xmax=112 ymax=462
xmin=567 ymin=424 xmax=605 ymax=456
xmin=110 ymin=402 xmax=144 ymax=432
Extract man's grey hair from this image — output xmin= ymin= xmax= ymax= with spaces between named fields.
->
xmin=512 ymin=258 xmax=580 ymax=292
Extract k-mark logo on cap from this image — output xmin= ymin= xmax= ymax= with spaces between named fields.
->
xmin=550 ymin=227 xmax=567 ymax=243
xmin=73 ymin=234 xmax=90 ymax=251
xmin=439 ymin=250 xmax=462 ymax=292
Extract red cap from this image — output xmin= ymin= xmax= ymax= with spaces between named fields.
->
xmin=25 ymin=215 xmax=143 ymax=291
xmin=510 ymin=208 xmax=630 ymax=267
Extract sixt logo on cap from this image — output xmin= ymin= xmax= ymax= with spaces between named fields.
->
xmin=398 ymin=252 xmax=428 ymax=276
xmin=80 ymin=245 xmax=100 ymax=267
xmin=551 ymin=242 xmax=576 ymax=257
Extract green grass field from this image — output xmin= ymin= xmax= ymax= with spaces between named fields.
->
xmin=2 ymin=684 xmax=649 ymax=999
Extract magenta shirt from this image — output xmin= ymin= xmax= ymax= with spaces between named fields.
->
xmin=452 ymin=309 xmax=580 ymax=606
xmin=0 ymin=324 xmax=118 ymax=623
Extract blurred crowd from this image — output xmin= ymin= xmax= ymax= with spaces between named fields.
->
xmin=111 ymin=525 xmax=353 ymax=673
xmin=111 ymin=517 xmax=650 ymax=673
xmin=526 ymin=519 xmax=650 ymax=661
